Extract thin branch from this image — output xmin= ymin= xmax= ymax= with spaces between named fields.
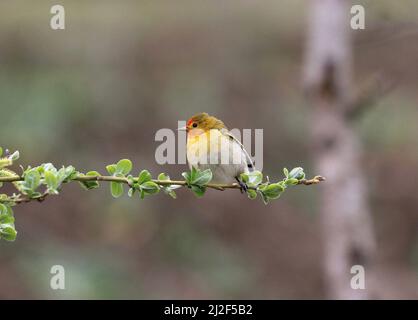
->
xmin=1 ymin=174 xmax=326 ymax=189
xmin=0 ymin=174 xmax=325 ymax=205
xmin=13 ymin=192 xmax=49 ymax=204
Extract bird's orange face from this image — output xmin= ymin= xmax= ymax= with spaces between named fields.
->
xmin=186 ymin=118 xmax=199 ymax=132
xmin=186 ymin=113 xmax=226 ymax=137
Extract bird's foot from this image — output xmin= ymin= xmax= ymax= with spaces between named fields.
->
xmin=235 ymin=177 xmax=248 ymax=194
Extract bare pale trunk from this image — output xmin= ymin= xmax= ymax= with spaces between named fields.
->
xmin=304 ymin=0 xmax=376 ymax=299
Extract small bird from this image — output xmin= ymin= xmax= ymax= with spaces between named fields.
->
xmin=180 ymin=113 xmax=255 ymax=190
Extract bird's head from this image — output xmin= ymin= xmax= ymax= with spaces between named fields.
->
xmin=183 ymin=113 xmax=226 ymax=135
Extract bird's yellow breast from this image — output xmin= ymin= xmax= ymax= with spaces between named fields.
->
xmin=187 ymin=128 xmax=247 ymax=167
xmin=187 ymin=129 xmax=224 ymax=161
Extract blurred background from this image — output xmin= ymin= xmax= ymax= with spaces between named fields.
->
xmin=0 ymin=0 xmax=417 ymax=299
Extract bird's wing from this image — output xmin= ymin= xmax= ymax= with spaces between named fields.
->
xmin=221 ymin=129 xmax=255 ymax=172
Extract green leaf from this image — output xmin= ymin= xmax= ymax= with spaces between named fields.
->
xmin=106 ymin=164 xmax=117 ymax=175
xmin=191 ymin=185 xmax=206 ymax=197
xmin=25 ymin=170 xmax=41 ymax=191
xmin=261 ymin=183 xmax=285 ymax=200
xmin=0 ymin=203 xmax=16 ymax=241
xmin=285 ymin=178 xmax=299 ymax=186
xmin=163 ymin=184 xmax=181 ymax=197
xmin=0 ymin=203 xmax=8 ymax=215
xmin=0 ymin=158 xmax=12 ymax=169
xmin=247 ymin=189 xmax=257 ymax=200
xmin=158 ymin=173 xmax=170 ymax=181
xmin=240 ymin=173 xmax=249 ymax=183
xmin=59 ymin=166 xmax=77 ymax=183
xmin=191 ymin=169 xmax=212 ymax=186
xmin=182 ymin=171 xmax=192 ymax=184
xmin=289 ymin=167 xmax=305 ymax=180
xmin=0 ymin=225 xmax=17 ymax=241
xmin=260 ymin=191 xmax=269 ymax=205
xmin=0 ymin=216 xmax=14 ymax=225
xmin=241 ymin=170 xmax=263 ymax=187
xmin=283 ymin=167 xmax=289 ymax=178
xmin=111 ymin=182 xmax=124 ymax=198
xmin=140 ymin=181 xmax=160 ymax=195
xmin=0 ymin=207 xmax=13 ymax=227
xmin=191 ymin=167 xmax=199 ymax=180
xmin=158 ymin=172 xmax=178 ymax=198
xmin=6 ymin=204 xmax=13 ymax=216
xmin=79 ymin=171 xmax=100 ymax=190
xmin=0 ymin=147 xmax=3 ymax=157
xmin=31 ymin=192 xmax=42 ymax=198
xmin=86 ymin=170 xmax=100 ymax=177
xmin=9 ymin=151 xmax=19 ymax=161
xmin=44 ymin=171 xmax=58 ymax=192
xmin=116 ymin=159 xmax=132 ymax=175
xmin=41 ymin=163 xmax=56 ymax=173
xmin=0 ymin=214 xmax=14 ymax=225
xmin=138 ymin=170 xmax=152 ymax=184
xmin=167 ymin=190 xmax=177 ymax=199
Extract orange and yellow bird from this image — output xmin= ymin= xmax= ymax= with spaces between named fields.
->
xmin=180 ymin=113 xmax=255 ymax=190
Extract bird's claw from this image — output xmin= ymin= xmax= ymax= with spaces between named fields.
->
xmin=235 ymin=177 xmax=248 ymax=194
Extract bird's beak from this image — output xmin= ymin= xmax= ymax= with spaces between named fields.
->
xmin=177 ymin=126 xmax=187 ymax=131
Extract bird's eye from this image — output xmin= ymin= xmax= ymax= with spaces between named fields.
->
xmin=192 ymin=123 xmax=198 ymax=128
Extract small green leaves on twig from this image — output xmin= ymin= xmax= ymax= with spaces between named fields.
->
xmin=107 ymin=159 xmax=133 ymax=198
xmin=182 ymin=167 xmax=213 ymax=197
xmin=0 ymin=147 xmax=325 ymax=241
xmin=0 ymin=203 xmax=16 ymax=241
xmin=240 ymin=166 xmax=317 ymax=204
xmin=78 ymin=171 xmax=100 ymax=190
xmin=105 ymin=160 xmax=162 ymax=199
xmin=157 ymin=173 xmax=181 ymax=199
xmin=131 ymin=169 xmax=160 ymax=199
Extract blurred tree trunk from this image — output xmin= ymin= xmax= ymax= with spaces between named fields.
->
xmin=303 ymin=0 xmax=376 ymax=299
